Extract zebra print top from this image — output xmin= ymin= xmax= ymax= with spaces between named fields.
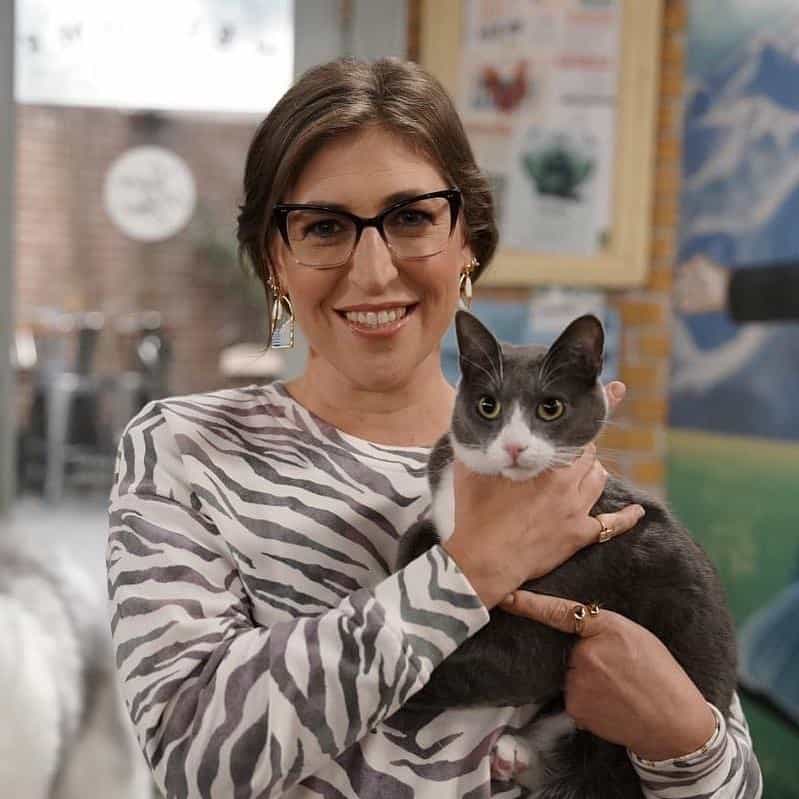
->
xmin=107 ymin=383 xmax=761 ymax=799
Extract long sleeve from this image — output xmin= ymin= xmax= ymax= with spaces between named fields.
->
xmin=629 ymin=694 xmax=763 ymax=798
xmin=107 ymin=402 xmax=490 ymax=799
xmin=728 ymin=261 xmax=799 ymax=323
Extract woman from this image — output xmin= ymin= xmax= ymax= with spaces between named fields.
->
xmin=107 ymin=59 xmax=761 ymax=798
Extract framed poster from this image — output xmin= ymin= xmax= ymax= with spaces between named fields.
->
xmin=420 ymin=0 xmax=662 ymax=287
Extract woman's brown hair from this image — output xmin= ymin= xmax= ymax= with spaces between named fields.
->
xmin=236 ymin=57 xmax=498 ymax=322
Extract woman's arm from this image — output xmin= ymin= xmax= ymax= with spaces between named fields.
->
xmin=500 ymin=591 xmax=763 ymax=798
xmin=630 ymin=693 xmax=762 ymax=798
xmin=107 ymin=403 xmax=490 ymax=799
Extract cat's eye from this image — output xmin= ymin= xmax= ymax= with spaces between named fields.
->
xmin=537 ymin=398 xmax=565 ymax=421
xmin=476 ymin=395 xmax=502 ymax=420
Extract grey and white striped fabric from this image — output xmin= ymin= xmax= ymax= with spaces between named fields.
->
xmin=107 ymin=383 xmax=761 ymax=798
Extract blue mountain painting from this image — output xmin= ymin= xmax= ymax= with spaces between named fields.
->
xmin=672 ymin=15 xmax=799 ymax=440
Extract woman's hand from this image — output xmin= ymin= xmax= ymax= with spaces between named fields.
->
xmin=604 ymin=380 xmax=626 ymax=415
xmin=500 ymin=591 xmax=718 ymax=761
xmin=443 ymin=380 xmax=641 ymax=609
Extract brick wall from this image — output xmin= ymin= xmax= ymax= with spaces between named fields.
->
xmin=602 ymin=0 xmax=684 ymax=494
xmin=408 ymin=0 xmax=685 ymax=495
xmin=15 ymin=107 xmax=267 ymax=399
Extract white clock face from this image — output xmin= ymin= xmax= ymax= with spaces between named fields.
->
xmin=104 ymin=146 xmax=196 ymax=241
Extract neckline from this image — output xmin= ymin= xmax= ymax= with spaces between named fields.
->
xmin=268 ymin=380 xmax=434 ymax=454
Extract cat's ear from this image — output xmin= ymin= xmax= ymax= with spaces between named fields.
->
xmin=455 ymin=310 xmax=503 ymax=387
xmin=544 ymin=314 xmax=604 ymax=384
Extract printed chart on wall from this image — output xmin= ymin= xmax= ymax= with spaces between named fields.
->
xmin=670 ymin=1 xmax=799 ymax=794
xmin=458 ymin=0 xmax=619 ymax=256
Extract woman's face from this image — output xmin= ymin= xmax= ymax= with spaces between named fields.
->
xmin=272 ymin=126 xmax=471 ymax=393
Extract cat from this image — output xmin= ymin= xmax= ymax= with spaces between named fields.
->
xmin=0 ymin=538 xmax=152 ymax=799
xmin=395 ymin=310 xmax=737 ymax=798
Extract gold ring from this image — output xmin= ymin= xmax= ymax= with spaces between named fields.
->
xmin=596 ymin=517 xmax=614 ymax=543
xmin=573 ymin=602 xmax=602 ymax=635
xmin=572 ymin=604 xmax=587 ymax=634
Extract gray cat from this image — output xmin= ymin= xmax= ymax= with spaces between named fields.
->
xmin=396 ymin=311 xmax=737 ymax=798
xmin=0 ymin=539 xmax=151 ymax=799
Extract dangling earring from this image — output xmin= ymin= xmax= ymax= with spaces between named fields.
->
xmin=459 ymin=256 xmax=478 ymax=309
xmin=268 ymin=279 xmax=295 ymax=349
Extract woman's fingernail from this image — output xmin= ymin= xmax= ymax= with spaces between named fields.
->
xmin=635 ymin=505 xmax=646 ymax=518
xmin=502 ymin=593 xmax=515 ymax=606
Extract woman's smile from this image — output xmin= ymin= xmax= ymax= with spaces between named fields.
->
xmin=335 ymin=301 xmax=420 ymax=336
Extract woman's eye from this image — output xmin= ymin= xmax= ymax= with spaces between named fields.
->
xmin=477 ymin=395 xmax=501 ymax=419
xmin=306 ymin=219 xmax=343 ymax=238
xmin=397 ymin=210 xmax=428 ymax=226
xmin=536 ymin=398 xmax=565 ymax=421
xmin=388 ymin=207 xmax=434 ymax=229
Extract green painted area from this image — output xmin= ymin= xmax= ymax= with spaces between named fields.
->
xmin=668 ymin=430 xmax=799 ymax=796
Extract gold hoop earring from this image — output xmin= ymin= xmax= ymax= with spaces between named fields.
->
xmin=268 ymin=280 xmax=295 ymax=349
xmin=459 ymin=256 xmax=478 ymax=309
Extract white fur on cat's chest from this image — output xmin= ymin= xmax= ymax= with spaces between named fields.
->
xmin=431 ymin=462 xmax=457 ymax=541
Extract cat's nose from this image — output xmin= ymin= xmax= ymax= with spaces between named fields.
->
xmin=504 ymin=443 xmax=527 ymax=464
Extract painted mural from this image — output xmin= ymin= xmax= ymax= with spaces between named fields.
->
xmin=670 ymin=2 xmax=799 ymax=794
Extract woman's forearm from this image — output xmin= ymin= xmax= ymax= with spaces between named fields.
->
xmin=629 ymin=694 xmax=762 ymax=798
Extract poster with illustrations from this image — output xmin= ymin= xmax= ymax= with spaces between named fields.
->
xmin=459 ymin=0 xmax=619 ymax=255
xmin=670 ymin=2 xmax=799 ymax=793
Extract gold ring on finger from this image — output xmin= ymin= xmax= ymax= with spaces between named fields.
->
xmin=572 ymin=604 xmax=587 ymax=635
xmin=596 ymin=516 xmax=615 ymax=543
xmin=573 ymin=602 xmax=602 ymax=635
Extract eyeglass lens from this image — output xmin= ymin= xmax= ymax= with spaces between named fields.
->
xmin=285 ymin=195 xmax=454 ymax=267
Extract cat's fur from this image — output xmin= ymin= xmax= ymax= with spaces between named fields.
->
xmin=0 ymin=539 xmax=151 ymax=799
xmin=396 ymin=311 xmax=737 ymax=798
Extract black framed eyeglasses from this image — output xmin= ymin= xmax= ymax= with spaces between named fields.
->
xmin=273 ymin=188 xmax=462 ymax=269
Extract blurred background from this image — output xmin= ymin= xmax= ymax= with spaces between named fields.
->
xmin=0 ymin=0 xmax=797 ymax=796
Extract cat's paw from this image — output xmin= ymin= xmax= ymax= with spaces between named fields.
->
xmin=490 ymin=714 xmax=576 ymax=789
xmin=490 ymin=734 xmax=532 ymax=782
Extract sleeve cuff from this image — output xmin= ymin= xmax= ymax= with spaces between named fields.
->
xmin=628 ymin=702 xmax=725 ymax=771
xmin=371 ymin=544 xmax=490 ymax=673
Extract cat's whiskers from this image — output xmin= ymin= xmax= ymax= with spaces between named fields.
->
xmin=459 ymin=355 xmax=502 ymax=391
xmin=546 ymin=457 xmax=583 ymax=469
xmin=595 ymin=418 xmax=630 ymax=428
xmin=547 ymin=447 xmax=588 ymax=468
xmin=547 ymin=444 xmax=632 ymax=471
xmin=554 ymin=445 xmax=585 ymax=454
xmin=537 ymin=360 xmax=572 ymax=391
xmin=593 ymin=447 xmax=627 ymax=468
xmin=595 ymin=445 xmax=627 ymax=453
xmin=464 ymin=335 xmax=504 ymax=387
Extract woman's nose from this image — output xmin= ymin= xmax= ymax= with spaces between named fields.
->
xmin=347 ymin=228 xmax=399 ymax=293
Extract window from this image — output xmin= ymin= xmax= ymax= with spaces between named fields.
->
xmin=15 ymin=0 xmax=294 ymax=113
